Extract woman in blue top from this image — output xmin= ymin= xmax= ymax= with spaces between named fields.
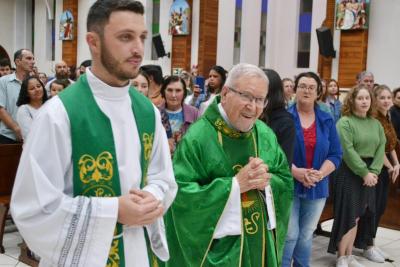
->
xmin=282 ymin=72 xmax=342 ymax=267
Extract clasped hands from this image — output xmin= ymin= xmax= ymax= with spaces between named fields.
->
xmin=236 ymin=157 xmax=271 ymax=193
xmin=363 ymin=172 xmax=378 ymax=187
xmin=118 ymin=189 xmax=163 ymax=226
xmin=293 ymin=167 xmax=323 ymax=188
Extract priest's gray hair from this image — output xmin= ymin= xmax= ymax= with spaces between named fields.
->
xmin=224 ymin=63 xmax=269 ymax=89
xmin=357 ymin=71 xmax=374 ymax=82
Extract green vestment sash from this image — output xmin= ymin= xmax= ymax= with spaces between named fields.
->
xmin=59 ymin=74 xmax=155 ymax=267
xmin=202 ymin=105 xmax=277 ymax=267
xmin=164 ymin=97 xmax=293 ymax=266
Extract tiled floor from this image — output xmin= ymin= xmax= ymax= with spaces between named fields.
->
xmin=312 ymin=220 xmax=400 ymax=267
xmin=1 ymin=230 xmax=29 ymax=267
xmin=1 ymin=220 xmax=399 ymax=266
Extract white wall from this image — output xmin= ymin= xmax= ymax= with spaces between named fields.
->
xmin=367 ymin=0 xmax=400 ymax=89
xmin=265 ymin=0 xmax=326 ymax=79
xmin=215 ymin=0 xmax=326 ymax=78
xmin=190 ymin=0 xmax=200 ymax=68
xmin=331 ymin=27 xmax=341 ymax=80
xmin=0 ymin=1 xmax=16 ymax=62
xmin=76 ymin=0 xmax=96 ymax=68
xmin=156 ymin=0 xmax=173 ymax=75
xmin=143 ymin=0 xmax=153 ymax=61
xmin=7 ymin=0 xmax=398 ymax=86
xmin=15 ymin=0 xmax=33 ymax=54
xmin=265 ymin=0 xmax=300 ymax=78
xmin=34 ymin=0 xmax=66 ymax=75
xmin=216 ymin=0 xmax=235 ymax=70
xmin=140 ymin=0 xmax=173 ymax=75
xmin=54 ymin=0 xmax=64 ymax=64
xmin=309 ymin=0 xmax=327 ymax=74
xmin=34 ymin=0 xmax=57 ymax=74
xmin=33 ymin=0 xmax=48 ymax=72
xmin=76 ymin=0 xmax=174 ymax=74
xmin=0 ymin=0 xmax=32 ymax=66
xmin=240 ymin=0 xmax=262 ymax=65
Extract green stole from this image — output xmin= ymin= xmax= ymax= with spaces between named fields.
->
xmin=59 ymin=74 xmax=155 ymax=267
xmin=204 ymin=113 xmax=278 ymax=267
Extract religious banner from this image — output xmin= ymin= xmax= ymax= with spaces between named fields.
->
xmin=59 ymin=10 xmax=74 ymax=40
xmin=169 ymin=0 xmax=190 ymax=35
xmin=335 ymin=0 xmax=370 ymax=30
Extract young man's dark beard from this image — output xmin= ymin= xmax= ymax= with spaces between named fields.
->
xmin=100 ymin=43 xmax=137 ymax=83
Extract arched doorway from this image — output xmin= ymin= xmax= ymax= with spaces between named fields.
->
xmin=0 ymin=45 xmax=11 ymax=62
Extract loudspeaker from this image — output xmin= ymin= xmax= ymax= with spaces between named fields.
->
xmin=152 ymin=34 xmax=166 ymax=58
xmin=316 ymin=27 xmax=336 ymax=58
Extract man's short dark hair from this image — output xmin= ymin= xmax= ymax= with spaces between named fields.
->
xmin=393 ymin=87 xmax=400 ymax=99
xmin=14 ymin=49 xmax=30 ymax=62
xmin=51 ymin=79 xmax=71 ymax=90
xmin=80 ymin=60 xmax=92 ymax=68
xmin=0 ymin=58 xmax=11 ymax=68
xmin=87 ymin=0 xmax=144 ymax=35
xmin=140 ymin=65 xmax=164 ymax=86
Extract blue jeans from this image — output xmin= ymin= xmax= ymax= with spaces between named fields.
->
xmin=282 ymin=196 xmax=326 ymax=267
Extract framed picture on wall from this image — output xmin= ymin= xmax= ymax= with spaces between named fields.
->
xmin=335 ymin=0 xmax=370 ymax=30
xmin=169 ymin=0 xmax=190 ymax=36
xmin=59 ymin=10 xmax=74 ymax=40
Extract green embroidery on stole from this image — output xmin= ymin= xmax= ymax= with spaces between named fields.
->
xmin=59 ymin=74 xmax=155 ymax=267
xmin=241 ymin=190 xmax=267 ymax=266
xmin=128 ymin=88 xmax=159 ymax=267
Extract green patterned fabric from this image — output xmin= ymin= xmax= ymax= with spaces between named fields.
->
xmin=163 ymin=97 xmax=293 ymax=266
xmin=59 ymin=74 xmax=155 ymax=267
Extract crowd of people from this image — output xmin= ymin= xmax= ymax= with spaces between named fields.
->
xmin=0 ymin=53 xmax=90 ymax=144
xmin=0 ymin=0 xmax=399 ymax=267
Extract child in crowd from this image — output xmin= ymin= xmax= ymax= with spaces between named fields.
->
xmin=49 ymin=79 xmax=70 ymax=97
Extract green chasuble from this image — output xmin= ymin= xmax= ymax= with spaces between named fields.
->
xmin=164 ymin=97 xmax=293 ymax=267
xmin=59 ymin=74 xmax=156 ymax=267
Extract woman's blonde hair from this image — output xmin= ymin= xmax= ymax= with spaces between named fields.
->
xmin=342 ymin=85 xmax=375 ymax=117
xmin=373 ymin=84 xmax=391 ymax=99
xmin=373 ymin=85 xmax=392 ymax=115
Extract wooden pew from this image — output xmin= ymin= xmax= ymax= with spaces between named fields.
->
xmin=380 ymin=178 xmax=400 ymax=230
xmin=315 ymin=196 xmax=334 ymax=237
xmin=0 ymin=144 xmax=39 ymax=266
xmin=0 ymin=143 xmax=22 ymax=253
xmin=380 ymin=144 xmax=400 ymax=230
xmin=19 ymin=241 xmax=39 ymax=267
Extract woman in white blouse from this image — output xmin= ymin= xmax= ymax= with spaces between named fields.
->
xmin=16 ymin=76 xmax=48 ymax=141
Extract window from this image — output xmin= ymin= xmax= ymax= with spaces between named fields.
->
xmin=297 ymin=0 xmax=313 ymax=68
xmin=233 ymin=0 xmax=242 ymax=64
xmin=151 ymin=0 xmax=160 ymax=60
xmin=31 ymin=0 xmax=35 ymax=51
xmin=259 ymin=0 xmax=268 ymax=67
xmin=50 ymin=3 xmax=55 ymax=61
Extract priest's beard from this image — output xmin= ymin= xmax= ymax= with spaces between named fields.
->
xmin=100 ymin=43 xmax=138 ymax=82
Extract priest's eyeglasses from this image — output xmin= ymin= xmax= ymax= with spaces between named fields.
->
xmin=227 ymin=87 xmax=267 ymax=108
